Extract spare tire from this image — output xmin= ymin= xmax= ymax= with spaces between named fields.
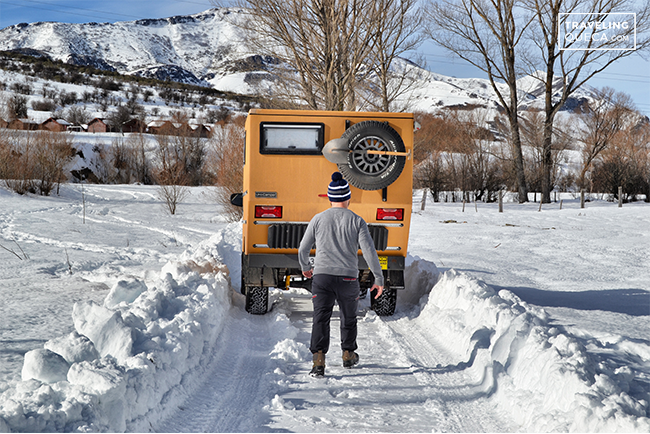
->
xmin=337 ymin=120 xmax=406 ymax=191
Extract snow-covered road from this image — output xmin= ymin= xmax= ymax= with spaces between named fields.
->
xmin=155 ymin=290 xmax=516 ymax=433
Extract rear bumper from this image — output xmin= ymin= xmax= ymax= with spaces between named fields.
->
xmin=243 ymin=253 xmax=405 ymax=271
xmin=242 ymin=253 xmax=406 ymax=291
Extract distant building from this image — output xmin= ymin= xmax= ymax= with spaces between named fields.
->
xmin=87 ymin=118 xmax=109 ymax=133
xmin=40 ymin=118 xmax=71 ymax=132
xmin=147 ymin=120 xmax=176 ymax=135
xmin=122 ymin=118 xmax=146 ymax=133
xmin=8 ymin=119 xmax=39 ymax=131
xmin=188 ymin=123 xmax=211 ymax=138
xmin=147 ymin=120 xmax=212 ymax=138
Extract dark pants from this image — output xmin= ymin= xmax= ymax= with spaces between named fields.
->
xmin=310 ymin=274 xmax=360 ymax=354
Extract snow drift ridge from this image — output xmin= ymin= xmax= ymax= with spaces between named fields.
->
xmin=0 ymin=226 xmax=238 ymax=432
xmin=420 ymin=269 xmax=650 ymax=432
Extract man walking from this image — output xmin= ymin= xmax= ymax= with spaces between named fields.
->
xmin=298 ymin=172 xmax=384 ymax=377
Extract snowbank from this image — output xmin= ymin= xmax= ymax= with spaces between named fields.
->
xmin=0 ymin=225 xmax=239 ymax=432
xmin=417 ymin=269 xmax=650 ymax=432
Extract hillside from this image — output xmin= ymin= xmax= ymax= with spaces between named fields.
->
xmin=0 ymin=7 xmax=596 ymax=114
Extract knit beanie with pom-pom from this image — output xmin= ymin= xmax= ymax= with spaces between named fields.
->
xmin=327 ymin=172 xmax=351 ymax=202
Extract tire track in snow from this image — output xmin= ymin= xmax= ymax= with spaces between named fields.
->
xmin=155 ymin=292 xmax=517 ymax=432
xmin=376 ymin=314 xmax=512 ymax=432
xmin=262 ymin=294 xmax=516 ymax=432
xmin=153 ymin=306 xmax=281 ymax=432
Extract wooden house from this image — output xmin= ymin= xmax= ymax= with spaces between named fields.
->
xmin=40 ymin=118 xmax=71 ymax=132
xmin=189 ymin=123 xmax=211 ymax=138
xmin=87 ymin=118 xmax=109 ymax=133
xmin=8 ymin=119 xmax=39 ymax=131
xmin=147 ymin=120 xmax=176 ymax=135
xmin=122 ymin=118 xmax=146 ymax=133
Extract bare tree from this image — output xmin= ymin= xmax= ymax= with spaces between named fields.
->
xmin=8 ymin=94 xmax=28 ymax=120
xmin=1 ymin=129 xmax=38 ymax=194
xmin=0 ymin=92 xmax=10 ymax=121
xmin=107 ymin=105 xmax=132 ymax=134
xmin=575 ymin=87 xmax=635 ymax=189
xmin=228 ymin=0 xmax=423 ymax=111
xmin=207 ymin=120 xmax=246 ymax=222
xmin=171 ymin=129 xmax=206 ymax=186
xmin=110 ymin=136 xmax=135 ymax=184
xmin=154 ymin=134 xmax=189 ymax=215
xmin=33 ymin=131 xmax=75 ymax=195
xmin=521 ymin=0 xmax=650 ymax=202
xmin=358 ymin=0 xmax=426 ymax=112
xmin=424 ymin=0 xmax=533 ymax=202
xmin=462 ymin=111 xmax=505 ymax=201
xmin=158 ymin=182 xmax=189 ymax=215
xmin=231 ymin=0 xmax=378 ymax=110
xmin=65 ymin=106 xmax=91 ymax=127
xmin=591 ymin=119 xmax=650 ymax=201
xmin=413 ymin=112 xmax=452 ymax=201
xmin=520 ymin=109 xmax=572 ymax=196
xmin=126 ymin=133 xmax=153 ymax=184
xmin=0 ymin=130 xmax=73 ymax=195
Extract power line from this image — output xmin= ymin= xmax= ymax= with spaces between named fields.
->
xmin=1 ymin=0 xmax=142 ymax=22
xmin=418 ymin=53 xmax=650 ymax=85
xmin=1 ymin=0 xmax=214 ymax=25
xmin=168 ymin=0 xmax=217 ymax=6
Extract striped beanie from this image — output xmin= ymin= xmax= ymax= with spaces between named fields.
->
xmin=328 ymin=172 xmax=351 ymax=202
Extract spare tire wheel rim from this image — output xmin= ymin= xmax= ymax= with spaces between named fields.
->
xmin=349 ymin=135 xmax=394 ymax=176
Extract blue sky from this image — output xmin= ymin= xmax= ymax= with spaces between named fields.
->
xmin=0 ymin=0 xmax=648 ymax=115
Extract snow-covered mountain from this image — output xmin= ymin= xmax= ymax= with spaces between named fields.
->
xmin=0 ymin=8 xmax=595 ymax=113
xmin=0 ymin=8 xmax=263 ymax=89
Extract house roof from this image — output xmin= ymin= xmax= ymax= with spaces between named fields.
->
xmin=43 ymin=118 xmax=71 ymax=126
xmin=147 ymin=120 xmax=172 ymax=128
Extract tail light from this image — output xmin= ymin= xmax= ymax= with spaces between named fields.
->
xmin=377 ymin=208 xmax=404 ymax=221
xmin=255 ymin=205 xmax=282 ymax=218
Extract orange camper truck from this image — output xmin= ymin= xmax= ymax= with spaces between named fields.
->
xmin=233 ymin=109 xmax=415 ymax=315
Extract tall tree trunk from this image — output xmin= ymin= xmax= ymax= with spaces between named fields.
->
xmin=541 ymin=117 xmax=554 ymax=203
xmin=510 ymin=110 xmax=529 ymax=202
xmin=506 ymin=45 xmax=529 ymax=203
xmin=541 ymin=64 xmax=556 ymax=203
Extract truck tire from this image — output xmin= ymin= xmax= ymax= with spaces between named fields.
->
xmin=370 ymin=286 xmax=397 ymax=316
xmin=338 ymin=120 xmax=406 ymax=191
xmin=245 ymin=286 xmax=268 ymax=314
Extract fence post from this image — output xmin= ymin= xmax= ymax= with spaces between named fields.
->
xmin=420 ymin=189 xmax=427 ymax=211
xmin=499 ymin=190 xmax=503 ymax=213
xmin=581 ymin=189 xmax=585 ymax=209
xmin=618 ymin=186 xmax=623 ymax=207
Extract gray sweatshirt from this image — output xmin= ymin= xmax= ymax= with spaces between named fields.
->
xmin=298 ymin=207 xmax=384 ymax=286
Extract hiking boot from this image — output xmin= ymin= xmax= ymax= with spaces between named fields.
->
xmin=342 ymin=350 xmax=359 ymax=368
xmin=310 ymin=351 xmax=325 ymax=377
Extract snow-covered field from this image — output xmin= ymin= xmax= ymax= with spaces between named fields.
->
xmin=0 ymin=184 xmax=648 ymax=432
